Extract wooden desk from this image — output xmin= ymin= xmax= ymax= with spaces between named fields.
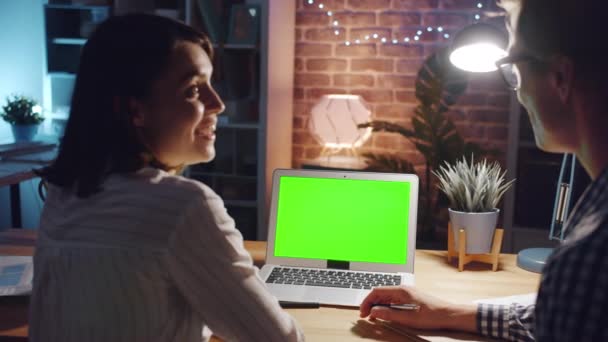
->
xmin=0 ymin=162 xmax=40 ymax=228
xmin=0 ymin=231 xmax=540 ymax=341
xmin=0 ymin=142 xmax=57 ymax=227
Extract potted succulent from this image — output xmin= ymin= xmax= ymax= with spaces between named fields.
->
xmin=1 ymin=95 xmax=44 ymax=142
xmin=433 ymin=157 xmax=515 ymax=254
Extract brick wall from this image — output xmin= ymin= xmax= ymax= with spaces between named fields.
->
xmin=292 ymin=0 xmax=511 ymax=172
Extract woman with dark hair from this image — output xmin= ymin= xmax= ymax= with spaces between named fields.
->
xmin=30 ymin=14 xmax=303 ymax=342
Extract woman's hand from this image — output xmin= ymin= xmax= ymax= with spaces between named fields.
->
xmin=359 ymin=286 xmax=478 ymax=332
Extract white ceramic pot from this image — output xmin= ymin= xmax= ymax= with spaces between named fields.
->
xmin=449 ymin=208 xmax=499 ymax=254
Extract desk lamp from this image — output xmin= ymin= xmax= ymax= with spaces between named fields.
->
xmin=448 ymin=22 xmax=573 ymax=273
xmin=308 ymin=94 xmax=372 ymax=166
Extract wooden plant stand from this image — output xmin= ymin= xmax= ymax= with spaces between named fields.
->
xmin=447 ymin=223 xmax=504 ymax=272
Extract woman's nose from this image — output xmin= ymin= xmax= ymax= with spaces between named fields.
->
xmin=206 ymin=87 xmax=225 ymax=116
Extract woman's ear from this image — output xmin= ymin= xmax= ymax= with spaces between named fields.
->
xmin=112 ymin=96 xmax=144 ymax=127
xmin=127 ymin=97 xmax=145 ymax=128
xmin=550 ymin=56 xmax=574 ymax=104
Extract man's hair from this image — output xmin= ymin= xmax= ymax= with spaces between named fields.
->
xmin=499 ymin=0 xmax=608 ymax=83
xmin=37 ymin=14 xmax=213 ymax=198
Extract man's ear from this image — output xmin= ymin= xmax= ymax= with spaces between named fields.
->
xmin=550 ymin=56 xmax=575 ymax=104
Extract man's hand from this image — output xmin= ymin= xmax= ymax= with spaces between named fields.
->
xmin=359 ymin=286 xmax=478 ymax=332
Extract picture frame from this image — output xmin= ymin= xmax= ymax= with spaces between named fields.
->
xmin=227 ymin=4 xmax=260 ymax=45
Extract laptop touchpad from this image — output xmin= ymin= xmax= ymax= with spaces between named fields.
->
xmin=305 ymin=287 xmax=363 ymax=307
xmin=267 ymin=284 xmax=308 ymax=302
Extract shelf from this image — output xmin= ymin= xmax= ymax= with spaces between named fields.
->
xmin=511 ymin=225 xmax=550 ymax=232
xmin=48 ymin=72 xmax=76 ymax=78
xmin=45 ymin=4 xmax=110 ymax=10
xmin=213 ymin=43 xmax=259 ymax=50
xmin=217 ymin=122 xmax=259 ymax=129
xmin=224 ymin=200 xmax=258 ymax=208
xmin=518 ymin=141 xmax=537 ymax=148
xmin=52 ymin=38 xmax=87 ymax=45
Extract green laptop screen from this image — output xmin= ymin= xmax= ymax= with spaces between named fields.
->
xmin=273 ymin=176 xmax=411 ymax=264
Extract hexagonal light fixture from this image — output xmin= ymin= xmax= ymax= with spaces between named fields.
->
xmin=308 ymin=94 xmax=372 ymax=156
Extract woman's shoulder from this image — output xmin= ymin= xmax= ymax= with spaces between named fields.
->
xmin=127 ymin=167 xmax=219 ymax=201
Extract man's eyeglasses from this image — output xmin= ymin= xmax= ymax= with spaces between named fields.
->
xmin=495 ymin=54 xmax=538 ymax=91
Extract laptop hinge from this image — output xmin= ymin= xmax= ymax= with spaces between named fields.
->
xmin=327 ymin=260 xmax=349 ymax=270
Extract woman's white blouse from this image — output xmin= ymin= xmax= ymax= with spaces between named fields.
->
xmin=29 ymin=168 xmax=303 ymax=342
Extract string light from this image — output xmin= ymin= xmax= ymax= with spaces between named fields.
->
xmin=310 ymin=1 xmax=482 ymax=45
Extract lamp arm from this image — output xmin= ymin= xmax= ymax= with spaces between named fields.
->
xmin=549 ymin=153 xmax=576 ymax=241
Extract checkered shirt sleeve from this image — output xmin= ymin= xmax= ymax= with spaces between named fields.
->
xmin=532 ymin=167 xmax=608 ymax=341
xmin=477 ymin=303 xmax=535 ymax=341
xmin=477 ymin=166 xmax=608 ymax=341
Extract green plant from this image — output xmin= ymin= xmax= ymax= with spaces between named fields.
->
xmin=434 ymin=157 xmax=515 ymax=212
xmin=359 ymin=47 xmax=494 ymax=240
xmin=361 ymin=152 xmax=417 ymax=174
xmin=0 ymin=95 xmax=44 ymax=125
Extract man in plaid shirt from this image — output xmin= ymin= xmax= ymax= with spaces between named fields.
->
xmin=359 ymin=0 xmax=608 ymax=341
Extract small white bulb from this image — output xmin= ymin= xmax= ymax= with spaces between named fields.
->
xmin=381 ymin=37 xmax=387 ymax=43
xmin=392 ymin=39 xmax=398 ymax=44
xmin=308 ymin=0 xmax=313 ymax=4
xmin=437 ymin=27 xmax=444 ymax=32
xmin=417 ymin=30 xmax=422 ymax=35
xmin=327 ymin=11 xmax=333 ymax=16
xmin=444 ymin=33 xmax=450 ymax=39
xmin=334 ymin=30 xmax=339 ymax=35
xmin=355 ymin=39 xmax=361 ymax=44
xmin=414 ymin=36 xmax=420 ymax=41
xmin=477 ymin=2 xmax=483 ymax=8
xmin=427 ymin=27 xmax=433 ymax=32
xmin=475 ymin=14 xmax=481 ymax=20
xmin=365 ymin=35 xmax=370 ymax=40
xmin=318 ymin=3 xmax=324 ymax=9
xmin=404 ymin=37 xmax=410 ymax=42
xmin=345 ymin=41 xmax=351 ymax=46
xmin=373 ymin=33 xmax=379 ymax=39
xmin=333 ymin=20 xmax=338 ymax=26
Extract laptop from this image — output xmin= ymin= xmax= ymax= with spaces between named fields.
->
xmin=260 ymin=169 xmax=418 ymax=307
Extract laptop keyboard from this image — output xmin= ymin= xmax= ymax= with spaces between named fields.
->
xmin=265 ymin=267 xmax=401 ymax=289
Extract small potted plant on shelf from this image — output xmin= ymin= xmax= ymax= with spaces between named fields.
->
xmin=1 ymin=95 xmax=44 ymax=142
xmin=433 ymin=156 xmax=515 ymax=254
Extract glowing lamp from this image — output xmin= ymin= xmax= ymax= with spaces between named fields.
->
xmin=449 ymin=23 xmax=508 ymax=73
xmin=308 ymin=94 xmax=372 ymax=156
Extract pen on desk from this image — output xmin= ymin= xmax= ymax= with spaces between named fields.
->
xmin=371 ymin=303 xmax=420 ymax=311
xmin=279 ymin=301 xmax=320 ymax=309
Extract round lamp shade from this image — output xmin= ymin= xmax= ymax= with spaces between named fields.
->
xmin=449 ymin=23 xmax=508 ymax=73
xmin=309 ymin=94 xmax=372 ymax=149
